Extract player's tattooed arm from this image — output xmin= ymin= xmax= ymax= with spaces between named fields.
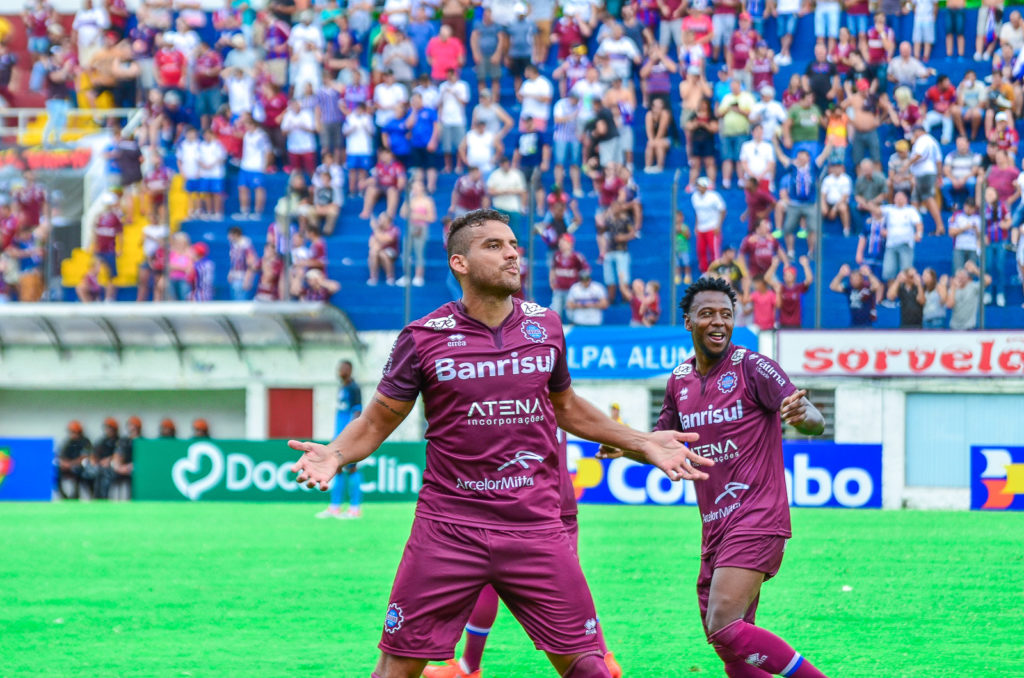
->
xmin=780 ymin=389 xmax=825 ymax=436
xmin=374 ymin=396 xmax=405 ymax=417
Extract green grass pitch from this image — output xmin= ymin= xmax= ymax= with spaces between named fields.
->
xmin=2 ymin=502 xmax=1021 ymax=677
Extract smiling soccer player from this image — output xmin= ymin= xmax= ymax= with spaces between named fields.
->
xmin=290 ymin=209 xmax=711 ymax=678
xmin=663 ymin=276 xmax=830 ymax=678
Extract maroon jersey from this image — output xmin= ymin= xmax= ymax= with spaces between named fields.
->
xmin=194 ymin=49 xmax=223 ymax=90
xmin=374 ymin=161 xmax=405 ymax=189
xmin=94 ymin=211 xmax=123 ymax=253
xmin=551 ymin=251 xmax=589 ymax=291
xmin=256 ymin=257 xmax=284 ymax=300
xmin=377 ymin=300 xmax=571 ymax=531
xmin=739 ymin=233 xmax=779 ymax=279
xmin=596 ymin=173 xmax=625 ymax=208
xmin=454 ymin=175 xmax=487 ymax=210
xmin=865 ymin=26 xmax=892 ymax=65
xmin=15 ymin=184 xmax=45 ymax=228
xmin=656 ymin=346 xmax=797 ymax=556
xmin=730 ymin=30 xmax=758 ymax=71
xmin=779 ymin=282 xmax=808 ymax=327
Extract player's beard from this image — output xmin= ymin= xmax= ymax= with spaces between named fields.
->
xmin=466 ymin=265 xmax=521 ymax=298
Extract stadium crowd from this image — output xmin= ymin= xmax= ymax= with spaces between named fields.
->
xmin=0 ymin=0 xmax=1022 ymax=329
xmin=55 ymin=415 xmax=208 ymax=499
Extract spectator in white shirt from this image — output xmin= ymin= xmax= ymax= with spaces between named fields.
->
xmin=198 ymin=129 xmax=227 ymax=220
xmin=882 ymin=190 xmax=924 ymax=280
xmin=738 ymin=124 xmax=775 ymax=188
xmin=235 ymin=115 xmax=273 ymax=219
xmin=565 ymin=269 xmax=609 ymax=325
xmin=224 ymin=67 xmax=255 ymax=117
xmin=690 ymin=177 xmax=727 ymax=273
xmin=820 ymin=161 xmax=853 ymax=236
xmin=288 ymin=10 xmax=326 ymax=52
xmin=749 ymin=86 xmax=786 ymax=141
xmin=517 ymin=64 xmax=553 ymax=132
xmin=460 ymin=118 xmax=501 ymax=174
xmin=343 ymin=102 xmax=375 ymax=197
xmin=72 ymin=0 xmax=109 ymax=66
xmin=281 ymin=99 xmax=318 ymax=177
xmin=176 ymin=127 xmax=203 ymax=218
xmin=595 ymin=22 xmax=642 ymax=81
xmin=438 ymin=67 xmax=470 ymax=172
xmin=486 ymin=155 xmax=528 ymax=236
xmin=909 ymin=124 xmax=944 ymax=235
xmin=948 ymin=198 xmax=982 ymax=272
xmin=373 ymin=70 xmax=409 ymax=129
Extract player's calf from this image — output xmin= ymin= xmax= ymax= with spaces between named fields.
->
xmin=559 ymin=650 xmax=611 ymax=678
xmin=708 ymin=619 xmax=829 ymax=678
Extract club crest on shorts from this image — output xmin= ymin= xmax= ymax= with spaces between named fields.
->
xmin=731 ymin=347 xmax=747 ymax=363
xmin=521 ymin=321 xmax=548 ymax=343
xmin=521 ymin=301 xmax=547 ymax=317
xmin=584 ymin=618 xmax=598 ymax=635
xmin=425 ymin=314 xmax=456 ymax=330
xmin=673 ymin=363 xmax=693 ymax=378
xmin=384 ymin=603 xmax=404 ymax=634
xmin=718 ymin=371 xmax=738 ymax=394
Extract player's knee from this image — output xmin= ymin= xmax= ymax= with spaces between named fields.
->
xmin=704 ymin=601 xmax=747 ymax=637
xmin=561 ymin=650 xmax=610 ymax=678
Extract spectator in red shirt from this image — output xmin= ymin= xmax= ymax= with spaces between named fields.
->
xmin=551 ymin=13 xmax=592 ymax=61
xmin=425 ymin=24 xmax=465 ymax=82
xmin=92 ymin=193 xmax=123 ymax=302
xmin=740 ymin=218 xmax=788 ymax=279
xmin=359 ymin=148 xmax=407 ymax=219
xmin=548 ymin=233 xmax=589 ymax=320
xmin=988 ymin=111 xmax=1020 ymax=156
xmin=727 ymin=12 xmax=759 ymax=88
xmin=193 ymin=42 xmax=223 ymax=129
xmin=153 ymin=35 xmax=186 ymax=95
xmin=14 ymin=171 xmax=46 ymax=229
xmin=742 ymin=177 xmax=776 ymax=232
xmin=259 ymin=81 xmax=290 ymax=169
xmin=773 ymin=255 xmax=815 ymax=328
xmin=255 ymin=243 xmax=285 ymax=301
xmin=923 ymin=75 xmax=957 ymax=145
xmin=211 ymin=105 xmax=244 ymax=163
xmin=448 ymin=165 xmax=489 ymax=217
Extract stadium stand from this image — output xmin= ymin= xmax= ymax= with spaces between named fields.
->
xmin=0 ymin=1 xmax=1022 ymax=330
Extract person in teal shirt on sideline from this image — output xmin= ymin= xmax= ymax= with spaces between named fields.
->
xmin=316 ymin=360 xmax=364 ymax=519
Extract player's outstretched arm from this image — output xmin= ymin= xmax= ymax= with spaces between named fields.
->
xmin=549 ymin=387 xmax=712 ymax=481
xmin=779 ymin=389 xmax=825 ymax=436
xmin=289 ymin=391 xmax=415 ymax=491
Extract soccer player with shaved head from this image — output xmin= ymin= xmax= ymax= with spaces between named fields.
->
xmin=290 ymin=209 xmax=713 ymax=678
xmin=656 ymin=277 xmax=829 ymax=677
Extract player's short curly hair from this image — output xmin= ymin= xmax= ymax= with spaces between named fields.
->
xmin=446 ymin=208 xmax=511 ymax=258
xmin=679 ymin=276 xmax=737 ymax=315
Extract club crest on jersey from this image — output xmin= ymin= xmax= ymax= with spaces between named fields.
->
xmin=425 ymin=314 xmax=456 ymax=330
xmin=447 ymin=333 xmax=467 ymax=347
xmin=584 ymin=618 xmax=598 ymax=635
xmin=521 ymin=301 xmax=547 ymax=317
xmin=521 ymin=321 xmax=548 ymax=343
xmin=673 ymin=363 xmax=693 ymax=378
xmin=731 ymin=347 xmax=747 ymax=363
xmin=718 ymin=371 xmax=738 ymax=394
xmin=384 ymin=603 xmax=404 ymax=634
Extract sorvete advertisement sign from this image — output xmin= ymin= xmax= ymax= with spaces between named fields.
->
xmin=971 ymin=445 xmax=1024 ymax=511
xmin=0 ymin=438 xmax=54 ymax=502
xmin=776 ymin=331 xmax=1024 ymax=377
xmin=569 ymin=440 xmax=883 ymax=509
xmin=564 ymin=326 xmax=759 ymax=380
xmin=133 ymin=439 xmax=426 ymax=502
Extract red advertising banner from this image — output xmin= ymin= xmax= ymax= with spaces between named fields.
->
xmin=776 ymin=331 xmax=1024 ymax=377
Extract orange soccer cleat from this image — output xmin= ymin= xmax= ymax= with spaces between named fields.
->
xmin=421 ymin=658 xmax=481 ymax=678
xmin=604 ymin=652 xmax=623 ymax=678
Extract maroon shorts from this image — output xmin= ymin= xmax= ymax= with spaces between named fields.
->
xmin=696 ymin=533 xmax=787 ymax=630
xmin=378 ymin=517 xmax=602 ymax=659
xmin=287 ymin=151 xmax=316 ymax=176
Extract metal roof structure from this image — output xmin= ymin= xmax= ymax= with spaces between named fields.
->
xmin=0 ymin=302 xmax=363 ymax=360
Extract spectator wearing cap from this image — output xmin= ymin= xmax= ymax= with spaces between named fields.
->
xmin=989 ymin=111 xmax=1019 ymax=156
xmin=470 ymin=8 xmax=507 ymax=96
xmin=886 ymin=138 xmax=914 ymax=200
xmin=110 ymin=416 xmax=140 ymax=501
xmin=83 ymin=417 xmax=121 ymax=499
xmin=747 ymin=41 xmax=777 ymax=94
xmin=190 ymin=242 xmax=215 ymax=302
xmin=749 ymin=85 xmax=785 ymax=142
xmin=715 ymin=77 xmax=755 ymax=190
xmin=909 ymin=124 xmax=943 ymax=234
xmin=438 ymin=68 xmax=470 ymax=173
xmin=57 ymin=420 xmax=92 ymax=499
xmin=158 ymin=418 xmax=176 ymax=438
xmin=727 ymin=12 xmax=759 ymax=90
xmin=565 ymin=268 xmax=608 ymax=326
xmin=192 ymin=418 xmax=210 ymax=439
xmin=691 ymin=177 xmax=727 ymax=272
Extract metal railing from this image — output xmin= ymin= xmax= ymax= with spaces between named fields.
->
xmin=670 ymin=168 xmax=682 ymax=326
xmin=0 ymin=107 xmax=144 ymax=142
xmin=526 ymin=167 xmax=541 ymax=303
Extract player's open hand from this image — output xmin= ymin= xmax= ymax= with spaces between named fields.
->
xmin=780 ymin=389 xmax=809 ymax=427
xmin=288 ymin=440 xmax=341 ymax=491
xmin=642 ymin=430 xmax=712 ymax=482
